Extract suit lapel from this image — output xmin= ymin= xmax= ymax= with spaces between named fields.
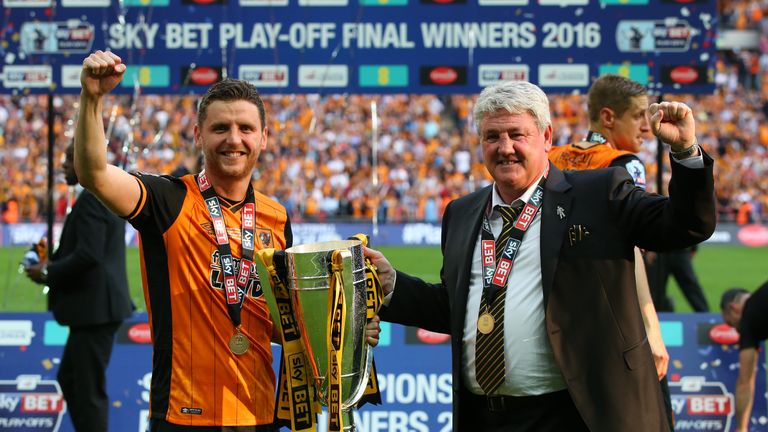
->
xmin=540 ymin=164 xmax=572 ymax=309
xmin=452 ymin=186 xmax=491 ymax=327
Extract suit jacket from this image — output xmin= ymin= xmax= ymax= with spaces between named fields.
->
xmin=380 ymin=154 xmax=716 ymax=431
xmin=47 ymin=190 xmax=134 ymax=327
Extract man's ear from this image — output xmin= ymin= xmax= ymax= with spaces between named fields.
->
xmin=260 ymin=127 xmax=268 ymax=151
xmin=193 ymin=124 xmax=202 ymax=150
xmin=599 ymin=107 xmax=616 ymax=129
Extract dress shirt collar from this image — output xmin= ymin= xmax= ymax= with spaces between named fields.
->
xmin=491 ymin=166 xmax=548 ymax=210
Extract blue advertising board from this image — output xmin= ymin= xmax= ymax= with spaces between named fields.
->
xmin=0 ymin=312 xmax=764 ymax=431
xmin=3 ymin=222 xmax=768 ymax=248
xmin=0 ymin=0 xmax=717 ymax=94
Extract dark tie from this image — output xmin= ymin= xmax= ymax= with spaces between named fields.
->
xmin=475 ymin=203 xmax=521 ymax=395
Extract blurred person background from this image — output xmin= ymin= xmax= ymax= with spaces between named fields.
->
xmin=1 ymin=70 xmax=767 ymax=226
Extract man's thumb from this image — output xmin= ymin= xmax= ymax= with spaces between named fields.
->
xmin=650 ymin=109 xmax=663 ymax=133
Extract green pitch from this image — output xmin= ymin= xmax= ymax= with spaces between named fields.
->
xmin=1 ymin=245 xmax=766 ymax=313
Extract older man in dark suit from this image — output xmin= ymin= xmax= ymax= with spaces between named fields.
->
xmin=26 ymin=143 xmax=134 ymax=432
xmin=366 ymin=81 xmax=715 ymax=431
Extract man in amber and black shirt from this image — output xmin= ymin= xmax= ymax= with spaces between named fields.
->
xmin=76 ymin=50 xmax=290 ymax=431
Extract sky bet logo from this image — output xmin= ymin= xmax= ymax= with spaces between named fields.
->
xmin=238 ymin=65 xmax=288 ymax=88
xmin=0 ymin=376 xmax=66 ymax=430
xmin=669 ymin=376 xmax=735 ymax=431
xmin=478 ymin=64 xmax=529 ymax=86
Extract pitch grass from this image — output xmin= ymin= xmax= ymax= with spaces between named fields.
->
xmin=1 ymin=245 xmax=766 ymax=313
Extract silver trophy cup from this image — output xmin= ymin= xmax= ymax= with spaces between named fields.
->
xmin=285 ymin=239 xmax=372 ymax=431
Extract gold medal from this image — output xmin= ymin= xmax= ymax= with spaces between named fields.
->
xmin=229 ymin=332 xmax=250 ymax=355
xmin=477 ymin=313 xmax=495 ymax=334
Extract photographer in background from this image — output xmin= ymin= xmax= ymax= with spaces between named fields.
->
xmin=720 ymin=281 xmax=768 ymax=432
xmin=24 ymin=143 xmax=134 ymax=432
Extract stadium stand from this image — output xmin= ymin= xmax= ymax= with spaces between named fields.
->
xmin=1 ymin=49 xmax=766 ymax=224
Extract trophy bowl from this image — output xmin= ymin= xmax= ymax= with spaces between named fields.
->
xmin=285 ymin=239 xmax=372 ymax=413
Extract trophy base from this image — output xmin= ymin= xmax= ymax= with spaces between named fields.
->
xmin=342 ymin=410 xmax=356 ymax=432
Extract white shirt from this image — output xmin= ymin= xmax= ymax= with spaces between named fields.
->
xmin=462 ymin=175 xmax=567 ymax=396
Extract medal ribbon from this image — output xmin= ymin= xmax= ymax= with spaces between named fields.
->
xmin=480 ymin=165 xmax=548 ymax=304
xmin=197 ymin=170 xmax=255 ymax=328
xmin=257 ymin=249 xmax=319 ymax=432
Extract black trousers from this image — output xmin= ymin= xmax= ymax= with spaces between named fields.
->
xmin=464 ymin=389 xmax=589 ymax=432
xmin=57 ymin=321 xmax=121 ymax=432
xmin=647 ymin=249 xmax=709 ymax=312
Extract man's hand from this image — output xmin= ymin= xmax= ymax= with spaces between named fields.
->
xmin=648 ymin=329 xmax=670 ymax=380
xmin=366 ymin=315 xmax=382 ymax=347
xmin=362 ymin=246 xmax=395 ymax=296
xmin=24 ymin=262 xmax=47 ymax=285
xmin=648 ymin=101 xmax=696 ymax=152
xmin=81 ymin=50 xmax=126 ymax=99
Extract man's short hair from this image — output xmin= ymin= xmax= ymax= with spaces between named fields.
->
xmin=196 ymin=79 xmax=266 ymax=129
xmin=720 ymin=287 xmax=750 ymax=311
xmin=587 ymin=74 xmax=647 ymax=123
xmin=473 ymin=81 xmax=551 ymax=134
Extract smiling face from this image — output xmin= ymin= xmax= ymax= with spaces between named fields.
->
xmin=194 ymin=99 xmax=268 ymax=186
xmin=480 ymin=109 xmax=552 ymax=203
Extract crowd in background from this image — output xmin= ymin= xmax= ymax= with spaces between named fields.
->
xmin=1 ymin=56 xmax=767 ymax=225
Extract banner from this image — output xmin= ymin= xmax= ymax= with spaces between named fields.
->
xmin=0 ymin=312 xmax=764 ymax=431
xmin=2 ymin=222 xmax=768 ymax=248
xmin=0 ymin=0 xmax=717 ymax=94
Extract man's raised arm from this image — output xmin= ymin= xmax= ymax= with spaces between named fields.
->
xmin=75 ymin=50 xmax=142 ymax=217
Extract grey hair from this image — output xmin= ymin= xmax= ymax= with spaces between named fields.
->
xmin=473 ymin=81 xmax=551 ymax=134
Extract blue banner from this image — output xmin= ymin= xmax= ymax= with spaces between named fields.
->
xmin=0 ymin=0 xmax=717 ymax=94
xmin=3 ymin=222 xmax=768 ymax=248
xmin=0 ymin=312 xmax=764 ymax=431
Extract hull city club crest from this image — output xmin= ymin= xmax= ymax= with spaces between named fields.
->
xmin=256 ymin=229 xmax=272 ymax=248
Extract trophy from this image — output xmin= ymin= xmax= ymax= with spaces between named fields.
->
xmin=256 ymin=238 xmax=381 ymax=432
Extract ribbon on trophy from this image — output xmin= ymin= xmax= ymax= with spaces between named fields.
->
xmin=348 ymin=234 xmax=383 ymax=406
xmin=259 ymin=234 xmax=384 ymax=432
xmin=327 ymin=250 xmax=347 ymax=431
xmin=256 ymin=249 xmax=320 ymax=432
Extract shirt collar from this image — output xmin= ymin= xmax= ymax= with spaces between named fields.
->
xmin=491 ymin=167 xmax=547 ymax=209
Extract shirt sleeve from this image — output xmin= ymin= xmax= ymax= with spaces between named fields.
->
xmin=125 ymin=172 xmax=187 ymax=235
xmin=610 ymin=154 xmax=647 ymax=190
xmin=738 ymin=298 xmax=761 ymax=350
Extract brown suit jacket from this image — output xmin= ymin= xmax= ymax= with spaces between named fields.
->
xmin=380 ymin=153 xmax=716 ymax=431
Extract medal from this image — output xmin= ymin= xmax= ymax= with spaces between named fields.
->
xmin=229 ymin=331 xmax=250 ymax=355
xmin=477 ymin=312 xmax=495 ymax=334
